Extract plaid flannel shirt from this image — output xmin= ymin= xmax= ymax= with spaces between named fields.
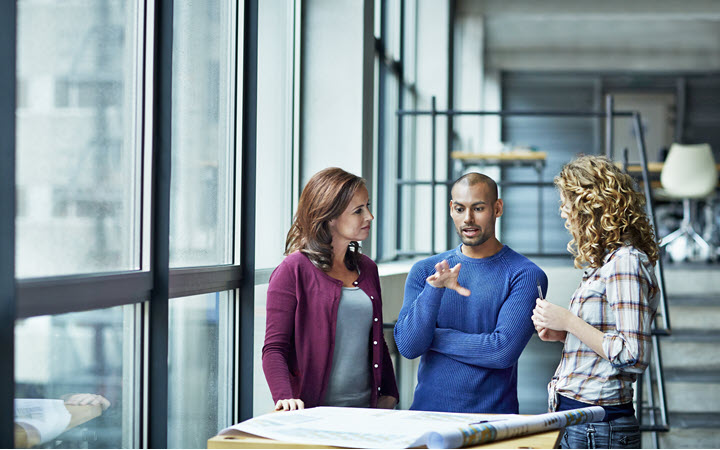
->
xmin=548 ymin=245 xmax=659 ymax=411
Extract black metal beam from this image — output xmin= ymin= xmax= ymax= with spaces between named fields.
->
xmin=397 ymin=179 xmax=555 ymax=188
xmin=148 ymin=0 xmax=173 ymax=446
xmin=446 ymin=0 xmax=456 ymax=252
xmin=238 ymin=0 xmax=258 ymax=422
xmin=0 ymin=0 xmax=16 ymax=447
xmin=17 ymin=272 xmax=153 ymax=318
xmin=394 ymin=0 xmax=406 ymax=262
xmin=397 ymin=109 xmax=637 ymax=118
xmin=376 ymin=0 xmax=388 ymax=261
xmin=605 ymin=94 xmax=614 ymax=159
xmin=169 ymin=266 xmax=243 ymax=299
xmin=675 ymin=76 xmax=686 ymax=144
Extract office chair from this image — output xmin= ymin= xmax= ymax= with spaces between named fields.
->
xmin=659 ymin=143 xmax=718 ymax=262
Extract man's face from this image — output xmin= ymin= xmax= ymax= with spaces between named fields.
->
xmin=450 ymin=182 xmax=503 ymax=248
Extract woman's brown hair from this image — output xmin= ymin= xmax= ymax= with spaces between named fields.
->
xmin=554 ymin=155 xmax=660 ymax=269
xmin=285 ymin=167 xmax=366 ymax=272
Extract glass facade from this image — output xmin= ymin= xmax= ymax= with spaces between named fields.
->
xmin=15 ymin=306 xmax=138 ymax=448
xmin=15 ymin=0 xmax=141 ymax=278
xmin=168 ymin=292 xmax=232 ymax=449
xmin=170 ymin=0 xmax=235 ymax=268
xmin=11 ymin=0 xmax=245 ymax=448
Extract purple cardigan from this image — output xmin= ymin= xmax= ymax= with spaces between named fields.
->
xmin=262 ymin=251 xmax=399 ymax=408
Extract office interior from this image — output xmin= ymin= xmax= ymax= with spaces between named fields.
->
xmin=2 ymin=0 xmax=720 ymax=448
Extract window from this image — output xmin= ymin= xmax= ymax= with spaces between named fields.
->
xmin=169 ymin=0 xmax=236 ymax=268
xmin=15 ymin=0 xmax=141 ymax=278
xmin=376 ymin=0 xmax=420 ymax=261
xmin=15 ymin=306 xmax=139 ymax=449
xmin=10 ymin=0 xmax=253 ymax=448
xmin=168 ymin=292 xmax=233 ymax=449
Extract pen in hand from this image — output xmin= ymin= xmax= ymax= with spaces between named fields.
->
xmin=536 ymin=279 xmax=544 ymax=301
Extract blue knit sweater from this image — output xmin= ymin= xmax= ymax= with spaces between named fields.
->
xmin=394 ymin=245 xmax=547 ymax=413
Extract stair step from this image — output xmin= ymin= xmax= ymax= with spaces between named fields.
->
xmin=664 ymin=306 xmax=720 ymax=330
xmin=668 ymin=412 xmax=720 ymax=428
xmin=651 ymin=427 xmax=720 ymax=449
xmin=664 ymin=368 xmax=720 ymax=383
xmin=666 ymin=295 xmax=720 ymax=306
xmin=664 ymin=329 xmax=720 ymax=342
xmin=661 ymin=335 xmax=720 ymax=371
xmin=664 ymin=380 xmax=720 ymax=413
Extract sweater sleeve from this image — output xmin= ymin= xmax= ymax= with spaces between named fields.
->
xmin=429 ymin=267 xmax=547 ymax=369
xmin=261 ymin=262 xmax=298 ymax=402
xmin=393 ymin=261 xmax=444 ymax=360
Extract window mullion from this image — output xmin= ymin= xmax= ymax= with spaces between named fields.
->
xmin=0 ymin=1 xmax=17 ymax=447
xmin=147 ymin=0 xmax=173 ymax=447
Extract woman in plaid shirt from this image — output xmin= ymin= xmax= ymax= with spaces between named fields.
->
xmin=532 ymin=155 xmax=660 ymax=449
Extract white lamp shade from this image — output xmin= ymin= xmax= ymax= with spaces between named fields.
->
xmin=660 ymin=143 xmax=717 ymax=199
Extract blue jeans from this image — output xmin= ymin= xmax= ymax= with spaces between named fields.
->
xmin=560 ymin=415 xmax=640 ymax=449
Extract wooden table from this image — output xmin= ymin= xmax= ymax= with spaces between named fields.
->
xmin=621 ymin=162 xmax=720 ymax=189
xmin=14 ymin=404 xmax=103 ymax=448
xmin=207 ymin=428 xmax=562 ymax=449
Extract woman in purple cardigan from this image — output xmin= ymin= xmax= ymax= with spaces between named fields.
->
xmin=262 ymin=167 xmax=399 ymax=411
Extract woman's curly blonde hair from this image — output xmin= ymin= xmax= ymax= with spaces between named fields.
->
xmin=554 ymin=155 xmax=660 ymax=269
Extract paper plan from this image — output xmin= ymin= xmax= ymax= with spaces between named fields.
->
xmin=15 ymin=399 xmax=72 ymax=445
xmin=219 ymin=406 xmax=604 ymax=448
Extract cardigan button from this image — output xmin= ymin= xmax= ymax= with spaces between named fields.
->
xmin=374 ymin=318 xmax=378 ymax=322
xmin=374 ymin=364 xmax=379 ymax=368
xmin=378 ymin=387 xmax=381 ymax=391
xmin=370 ymin=296 xmax=374 ymax=300
xmin=353 ymin=281 xmax=358 ymax=285
xmin=373 ymin=340 xmax=378 ymax=345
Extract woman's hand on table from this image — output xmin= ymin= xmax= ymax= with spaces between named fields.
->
xmin=61 ymin=393 xmax=111 ymax=411
xmin=376 ymin=395 xmax=398 ymax=409
xmin=275 ymin=399 xmax=305 ymax=411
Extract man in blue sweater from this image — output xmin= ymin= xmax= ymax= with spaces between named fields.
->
xmin=394 ymin=172 xmax=548 ymax=413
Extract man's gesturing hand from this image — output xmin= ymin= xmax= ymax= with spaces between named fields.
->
xmin=426 ymin=260 xmax=471 ymax=297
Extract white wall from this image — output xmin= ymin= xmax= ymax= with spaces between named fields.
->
xmin=300 ymin=0 xmax=375 ymax=185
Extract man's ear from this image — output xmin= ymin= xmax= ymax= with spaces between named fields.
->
xmin=495 ymin=199 xmax=504 ymax=218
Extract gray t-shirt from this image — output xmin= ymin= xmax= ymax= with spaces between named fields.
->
xmin=322 ymin=286 xmax=373 ymax=407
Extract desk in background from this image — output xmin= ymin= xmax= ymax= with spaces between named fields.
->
xmin=622 ymin=162 xmax=720 ymax=189
xmin=451 ymin=151 xmax=548 ymax=254
xmin=15 ymin=404 xmax=104 ymax=448
xmin=207 ymin=428 xmax=562 ymax=449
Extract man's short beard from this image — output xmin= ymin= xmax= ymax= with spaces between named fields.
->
xmin=456 ymin=229 xmax=490 ymax=247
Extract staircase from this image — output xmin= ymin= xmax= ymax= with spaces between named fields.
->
xmin=643 ymin=266 xmax=720 ymax=448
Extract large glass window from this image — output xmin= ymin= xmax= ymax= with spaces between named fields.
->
xmin=15 ymin=306 xmax=139 ymax=448
xmin=15 ymin=0 xmax=141 ymax=278
xmin=11 ymin=0 xmax=250 ymax=448
xmin=168 ymin=292 xmax=232 ymax=449
xmin=376 ymin=0 xmax=419 ymax=261
xmin=170 ymin=0 xmax=235 ymax=268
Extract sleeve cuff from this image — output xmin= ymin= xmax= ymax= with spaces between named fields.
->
xmin=603 ymin=332 xmax=637 ymax=369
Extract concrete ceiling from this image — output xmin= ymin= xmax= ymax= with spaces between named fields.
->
xmin=456 ymin=0 xmax=720 ymax=70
